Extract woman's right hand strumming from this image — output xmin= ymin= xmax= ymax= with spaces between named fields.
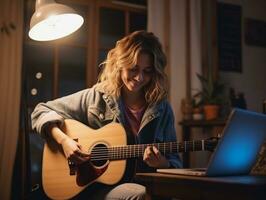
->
xmin=49 ymin=123 xmax=90 ymax=165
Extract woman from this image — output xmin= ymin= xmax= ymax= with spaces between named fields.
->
xmin=32 ymin=30 xmax=182 ymax=200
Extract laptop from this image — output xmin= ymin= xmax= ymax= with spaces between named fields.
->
xmin=157 ymin=108 xmax=266 ymax=176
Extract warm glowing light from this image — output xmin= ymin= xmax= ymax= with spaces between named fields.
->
xmin=29 ymin=14 xmax=83 ymax=41
xmin=29 ymin=0 xmax=84 ymax=41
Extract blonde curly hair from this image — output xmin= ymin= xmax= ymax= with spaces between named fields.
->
xmin=95 ymin=30 xmax=168 ymax=105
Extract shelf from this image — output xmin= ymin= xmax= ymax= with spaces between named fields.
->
xmin=179 ymin=118 xmax=227 ymax=127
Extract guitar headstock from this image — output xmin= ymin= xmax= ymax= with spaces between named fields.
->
xmin=205 ymin=137 xmax=220 ymax=151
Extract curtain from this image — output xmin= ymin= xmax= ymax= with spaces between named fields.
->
xmin=0 ymin=0 xmax=23 ymax=199
xmin=148 ymin=0 xmax=202 ymax=141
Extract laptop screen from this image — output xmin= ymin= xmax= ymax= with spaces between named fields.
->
xmin=206 ymin=109 xmax=266 ymax=176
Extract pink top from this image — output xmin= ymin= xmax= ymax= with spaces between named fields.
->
xmin=124 ymin=104 xmax=146 ymax=136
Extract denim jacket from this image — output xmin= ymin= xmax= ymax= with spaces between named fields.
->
xmin=31 ymin=87 xmax=182 ymax=170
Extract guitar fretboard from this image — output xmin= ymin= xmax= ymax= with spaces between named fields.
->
xmin=90 ymin=140 xmax=215 ymax=161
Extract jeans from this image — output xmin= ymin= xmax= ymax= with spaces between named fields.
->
xmin=77 ymin=183 xmax=146 ymax=200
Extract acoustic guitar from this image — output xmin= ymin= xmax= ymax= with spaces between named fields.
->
xmin=42 ymin=119 xmax=218 ymax=199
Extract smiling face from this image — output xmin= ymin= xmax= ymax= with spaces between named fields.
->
xmin=96 ymin=31 xmax=168 ymax=105
xmin=121 ymin=52 xmax=154 ymax=95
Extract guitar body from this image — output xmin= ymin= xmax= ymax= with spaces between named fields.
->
xmin=42 ymin=119 xmax=218 ymax=199
xmin=42 ymin=119 xmax=128 ymax=200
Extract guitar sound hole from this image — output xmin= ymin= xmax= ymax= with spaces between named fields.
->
xmin=91 ymin=143 xmax=109 ymax=167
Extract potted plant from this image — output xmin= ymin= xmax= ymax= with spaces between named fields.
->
xmin=193 ymin=73 xmax=225 ymax=120
xmin=190 ymin=96 xmax=203 ymax=120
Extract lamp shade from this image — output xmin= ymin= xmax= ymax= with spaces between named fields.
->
xmin=29 ymin=0 xmax=84 ymax=41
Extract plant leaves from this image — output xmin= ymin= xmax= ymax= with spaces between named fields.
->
xmin=195 ymin=73 xmax=226 ymax=105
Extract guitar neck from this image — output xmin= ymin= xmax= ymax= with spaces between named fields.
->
xmin=101 ymin=140 xmax=209 ymax=161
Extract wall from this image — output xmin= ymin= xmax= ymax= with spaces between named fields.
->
xmin=191 ymin=0 xmax=266 ymax=168
xmin=148 ymin=0 xmax=266 ymax=168
xmin=219 ymin=0 xmax=266 ymax=112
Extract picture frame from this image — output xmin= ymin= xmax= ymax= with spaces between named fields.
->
xmin=245 ymin=18 xmax=266 ymax=48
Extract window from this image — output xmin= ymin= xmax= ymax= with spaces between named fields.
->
xmin=24 ymin=0 xmax=147 ymax=109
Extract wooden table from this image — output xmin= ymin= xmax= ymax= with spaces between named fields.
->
xmin=135 ymin=172 xmax=266 ymax=200
xmin=179 ymin=119 xmax=226 ymax=167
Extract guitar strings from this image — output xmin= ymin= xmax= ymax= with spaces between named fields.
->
xmin=89 ymin=145 xmax=216 ymax=154
xmin=90 ymin=147 xmax=217 ymax=161
xmin=88 ymin=141 xmax=217 ymax=161
xmin=89 ymin=141 xmax=216 ymax=153
xmin=90 ymin=145 xmax=217 ymax=161
xmin=88 ymin=140 xmax=216 ymax=151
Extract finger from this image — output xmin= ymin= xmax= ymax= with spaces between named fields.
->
xmin=78 ymin=155 xmax=90 ymax=163
xmin=77 ymin=143 xmax=82 ymax=149
xmin=148 ymin=146 xmax=158 ymax=158
xmin=152 ymin=146 xmax=161 ymax=159
xmin=144 ymin=147 xmax=152 ymax=162
xmin=147 ymin=146 xmax=158 ymax=162
xmin=143 ymin=146 xmax=152 ymax=161
xmin=74 ymin=149 xmax=90 ymax=157
xmin=148 ymin=146 xmax=155 ymax=156
xmin=143 ymin=148 xmax=148 ymax=161
xmin=74 ymin=142 xmax=90 ymax=157
xmin=73 ymin=151 xmax=90 ymax=164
